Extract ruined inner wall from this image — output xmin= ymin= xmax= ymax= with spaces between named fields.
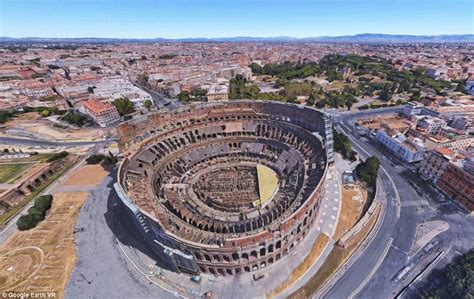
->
xmin=116 ymin=100 xmax=329 ymax=276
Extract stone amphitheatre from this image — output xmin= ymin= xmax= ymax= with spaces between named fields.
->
xmin=115 ymin=100 xmax=334 ymax=276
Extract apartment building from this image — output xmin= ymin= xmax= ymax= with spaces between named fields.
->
xmin=416 ymin=116 xmax=446 ymax=134
xmin=437 ymin=160 xmax=474 ymax=212
xmin=375 ymin=130 xmax=425 ymax=163
xmin=207 ymin=85 xmax=229 ymax=101
xmin=80 ymin=99 xmax=120 ymax=127
xmin=419 ymin=148 xmax=454 ymax=183
xmin=403 ymin=102 xmax=423 ymax=118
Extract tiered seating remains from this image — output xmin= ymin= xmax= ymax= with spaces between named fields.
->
xmin=119 ymin=101 xmax=328 ymax=276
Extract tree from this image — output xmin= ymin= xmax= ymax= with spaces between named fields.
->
xmin=17 ymin=195 xmax=53 ymax=231
xmin=178 ymin=91 xmax=191 ymax=102
xmin=306 ymin=94 xmax=315 ymax=106
xmin=421 ymin=249 xmax=473 ymax=299
xmin=62 ymin=113 xmax=85 ymax=126
xmin=86 ymin=154 xmax=105 ymax=164
xmin=379 ymin=86 xmax=392 ymax=101
xmin=410 ymin=89 xmax=421 ymax=101
xmin=112 ymin=97 xmax=135 ymax=116
xmin=454 ymin=81 xmax=468 ymax=94
xmin=250 ymin=63 xmax=263 ymax=74
xmin=143 ymin=99 xmax=153 ymax=109
xmin=41 ymin=109 xmax=50 ymax=117
xmin=46 ymin=151 xmax=68 ymax=162
xmin=333 ymin=129 xmax=357 ymax=161
xmin=345 ymin=100 xmax=353 ymax=111
xmin=356 ymin=157 xmax=380 ymax=186
xmin=17 ymin=214 xmax=36 ymax=230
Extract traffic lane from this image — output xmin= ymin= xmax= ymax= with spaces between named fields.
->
xmin=345 ymin=127 xmax=420 ymax=252
xmin=323 ymin=183 xmax=397 ymax=299
xmin=0 ymin=136 xmax=112 ymax=147
xmin=322 ymin=121 xmax=411 ymax=298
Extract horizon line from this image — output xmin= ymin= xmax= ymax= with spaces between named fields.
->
xmin=1 ymin=33 xmax=473 ymax=40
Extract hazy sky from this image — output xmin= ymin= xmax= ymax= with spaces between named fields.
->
xmin=1 ymin=0 xmax=472 ymax=38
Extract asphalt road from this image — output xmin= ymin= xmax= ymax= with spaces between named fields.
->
xmin=0 ymin=136 xmax=113 ymax=147
xmin=135 ymin=84 xmax=182 ymax=111
xmin=319 ymin=107 xmax=474 ymax=299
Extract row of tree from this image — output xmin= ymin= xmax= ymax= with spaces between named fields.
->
xmin=17 ymin=195 xmax=53 ymax=230
xmin=333 ymin=129 xmax=357 ymax=160
xmin=419 ymin=249 xmax=473 ymax=298
xmin=177 ymin=89 xmax=208 ymax=102
xmin=85 ymin=152 xmax=118 ymax=166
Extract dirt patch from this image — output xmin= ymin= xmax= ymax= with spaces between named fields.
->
xmin=268 ymin=233 xmax=329 ymax=298
xmin=333 ymin=185 xmax=367 ymax=241
xmin=1 ymin=115 xmax=105 ymax=142
xmin=61 ymin=164 xmax=109 ymax=187
xmin=0 ymin=192 xmax=89 ymax=297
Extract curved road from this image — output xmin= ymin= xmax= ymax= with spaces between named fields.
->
xmin=318 ymin=107 xmax=474 ymax=299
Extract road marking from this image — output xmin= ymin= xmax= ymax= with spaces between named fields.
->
xmin=349 ymin=238 xmax=393 ymax=299
xmin=381 ymin=166 xmax=401 ymax=218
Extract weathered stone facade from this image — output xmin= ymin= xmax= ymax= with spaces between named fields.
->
xmin=116 ymin=100 xmax=330 ymax=276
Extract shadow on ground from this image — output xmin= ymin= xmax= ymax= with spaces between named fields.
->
xmin=103 ymin=169 xmax=175 ymax=272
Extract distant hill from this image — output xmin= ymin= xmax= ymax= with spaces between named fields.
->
xmin=0 ymin=34 xmax=473 ymax=44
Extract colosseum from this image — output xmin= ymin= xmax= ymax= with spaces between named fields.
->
xmin=114 ymin=100 xmax=334 ymax=276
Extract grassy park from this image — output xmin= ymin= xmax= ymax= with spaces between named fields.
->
xmin=0 ymin=163 xmax=32 ymax=183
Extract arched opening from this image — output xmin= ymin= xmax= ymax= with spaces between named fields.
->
xmin=232 ymin=252 xmax=239 ymax=261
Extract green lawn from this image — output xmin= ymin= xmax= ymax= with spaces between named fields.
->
xmin=0 ymin=163 xmax=31 ymax=183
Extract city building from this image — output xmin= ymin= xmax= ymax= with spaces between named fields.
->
xmin=375 ymin=130 xmax=425 ymax=163
xmin=416 ymin=116 xmax=446 ymax=135
xmin=419 ymin=148 xmax=454 ymax=183
xmin=436 ymin=160 xmax=474 ymax=212
xmin=207 ymin=85 xmax=229 ymax=101
xmin=80 ymin=99 xmax=121 ymax=127
xmin=450 ymin=116 xmax=471 ymax=130
xmin=402 ymin=102 xmax=423 ymax=118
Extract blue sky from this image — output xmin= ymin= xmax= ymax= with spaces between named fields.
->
xmin=0 ymin=0 xmax=472 ymax=38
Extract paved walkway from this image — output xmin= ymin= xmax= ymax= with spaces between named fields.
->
xmin=317 ymin=166 xmax=341 ymax=238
